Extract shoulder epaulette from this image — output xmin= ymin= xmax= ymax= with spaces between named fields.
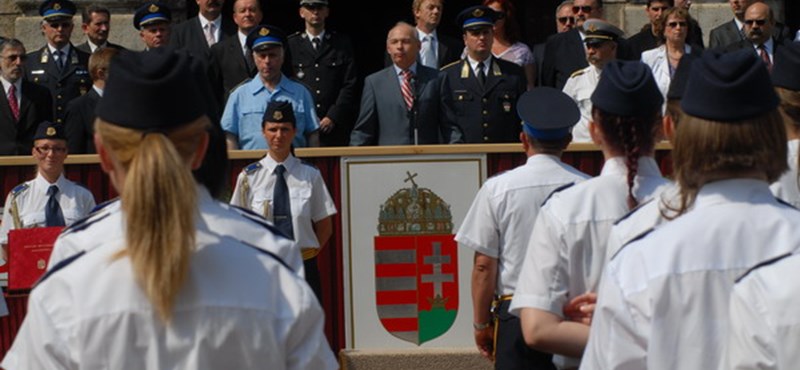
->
xmin=34 ymin=251 xmax=86 ymax=288
xmin=540 ymin=182 xmax=575 ymax=207
xmin=243 ymin=162 xmax=262 ymax=175
xmin=11 ymin=183 xmax=29 ymax=196
xmin=775 ymin=197 xmax=798 ymax=210
xmin=736 ymin=252 xmax=793 ymax=284
xmin=570 ymin=68 xmax=588 ymax=78
xmin=440 ymin=59 xmax=463 ymax=71
xmin=610 ymin=227 xmax=655 ymax=261
xmin=613 ymin=198 xmax=655 ymax=226
xmin=288 ymin=31 xmax=303 ymax=38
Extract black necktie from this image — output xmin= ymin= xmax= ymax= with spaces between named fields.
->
xmin=312 ymin=37 xmax=321 ymax=51
xmin=46 ymin=185 xmax=66 ymax=227
xmin=55 ymin=50 xmax=65 ymax=71
xmin=273 ymin=165 xmax=293 ymax=239
xmin=477 ymin=61 xmax=486 ymax=86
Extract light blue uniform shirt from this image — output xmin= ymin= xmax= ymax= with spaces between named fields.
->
xmin=221 ymin=74 xmax=320 ymax=149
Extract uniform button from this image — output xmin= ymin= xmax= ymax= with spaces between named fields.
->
xmin=57 ymin=83 xmax=62 ymax=87
xmin=482 ymin=110 xmax=488 ymax=115
xmin=57 ymin=106 xmax=62 ymax=111
xmin=315 ymin=77 xmax=320 ymax=81
xmin=483 ymin=123 xmax=489 ymax=128
xmin=57 ymin=119 xmax=62 ymax=123
xmin=316 ymin=90 xmax=321 ymax=94
xmin=316 ymin=104 xmax=321 ymax=108
xmin=57 ymin=95 xmax=62 ymax=99
xmin=483 ymin=136 xmax=489 ymax=141
xmin=315 ymin=63 xmax=319 ymax=67
xmin=482 ymin=98 xmax=488 ymax=103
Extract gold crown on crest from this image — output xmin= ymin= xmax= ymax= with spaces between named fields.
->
xmin=149 ymin=4 xmax=159 ymax=12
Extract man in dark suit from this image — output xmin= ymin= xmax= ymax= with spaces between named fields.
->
xmin=533 ymin=1 xmax=575 ymax=87
xmin=63 ymin=47 xmax=118 ymax=154
xmin=350 ymin=22 xmax=459 ymax=146
xmin=0 ymin=39 xmax=53 ymax=155
xmin=75 ymin=5 xmax=124 ymax=53
xmin=286 ymin=0 xmax=357 ymax=147
xmin=209 ymin=0 xmax=261 ymax=105
xmin=440 ymin=6 xmax=526 ymax=144
xmin=723 ymin=1 xmax=783 ymax=71
xmin=540 ymin=0 xmax=603 ymax=89
xmin=24 ymin=0 xmax=91 ymax=125
xmin=709 ymin=0 xmax=790 ymax=49
xmin=382 ymin=0 xmax=462 ymax=69
xmin=172 ymin=0 xmax=236 ymax=58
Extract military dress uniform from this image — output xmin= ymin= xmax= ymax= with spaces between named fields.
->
xmin=561 ymin=65 xmax=599 ymax=142
xmin=230 ymin=153 xmax=337 ymax=298
xmin=0 ymin=173 xmax=96 ymax=245
xmin=3 ymin=186 xmax=337 ymax=369
xmin=286 ymin=30 xmax=358 ymax=146
xmin=24 ymin=45 xmax=90 ymax=125
xmin=440 ymin=57 xmax=526 ymax=143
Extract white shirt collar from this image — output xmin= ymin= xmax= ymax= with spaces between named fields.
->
xmin=393 ymin=62 xmax=418 ymax=76
xmin=0 ymin=76 xmax=21 ymax=97
xmin=87 ymin=39 xmax=106 ymax=52
xmin=47 ymin=44 xmax=71 ymax=59
xmin=306 ymin=30 xmax=326 ymax=42
xmin=238 ymin=30 xmax=248 ymax=54
xmin=416 ymin=28 xmax=437 ymax=41
xmin=467 ymin=55 xmax=492 ymax=76
xmin=264 ymin=153 xmax=300 ymax=173
xmin=35 ymin=172 xmax=67 ymax=188
xmin=754 ymin=38 xmax=774 ymax=54
xmin=734 ymin=18 xmax=745 ymax=33
xmin=93 ymin=85 xmax=103 ymax=97
xmin=199 ymin=13 xmax=222 ymax=42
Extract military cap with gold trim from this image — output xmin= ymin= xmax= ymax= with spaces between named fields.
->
xmin=133 ymin=2 xmax=172 ymax=30
xmin=582 ymin=19 xmax=624 ymax=46
xmin=246 ymin=25 xmax=286 ymax=52
xmin=263 ymin=101 xmax=296 ymax=127
xmin=456 ymin=6 xmax=500 ymax=30
xmin=33 ymin=121 xmax=67 ymax=141
xmin=39 ymin=0 xmax=77 ymax=20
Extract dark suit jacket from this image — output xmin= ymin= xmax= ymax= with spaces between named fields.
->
xmin=532 ymin=42 xmax=545 ymax=87
xmin=709 ymin=19 xmax=792 ymax=50
xmin=723 ymin=37 xmax=785 ymax=70
xmin=63 ymin=87 xmax=99 ymax=154
xmin=440 ymin=58 xmax=526 ymax=144
xmin=540 ymin=28 xmax=586 ymax=89
xmin=24 ymin=45 xmax=91 ymax=125
xmin=172 ymin=16 xmax=236 ymax=59
xmin=209 ymin=34 xmax=255 ymax=106
xmin=74 ymin=41 xmax=125 ymax=54
xmin=383 ymin=30 xmax=464 ymax=69
xmin=350 ymin=65 xmax=459 ymax=146
xmin=286 ymin=31 xmax=358 ymax=146
xmin=0 ymin=80 xmax=54 ymax=155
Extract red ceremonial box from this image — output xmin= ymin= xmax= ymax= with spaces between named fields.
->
xmin=7 ymin=227 xmax=62 ymax=291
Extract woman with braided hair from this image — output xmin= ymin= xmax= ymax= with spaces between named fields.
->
xmin=508 ymin=60 xmax=668 ymax=368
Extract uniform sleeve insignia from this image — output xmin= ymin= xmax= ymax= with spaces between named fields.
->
xmin=259 ymin=28 xmax=270 ymax=36
xmin=570 ymin=68 xmax=588 ymax=78
xmin=492 ymin=61 xmax=502 ymax=76
xmin=244 ymin=162 xmax=262 ymax=174
xmin=149 ymin=4 xmax=159 ymax=12
xmin=460 ymin=61 xmax=470 ymax=78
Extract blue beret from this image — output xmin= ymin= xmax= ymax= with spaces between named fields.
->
xmin=591 ymin=60 xmax=663 ymax=116
xmin=682 ymin=49 xmax=778 ymax=121
xmin=263 ymin=101 xmax=296 ymax=127
xmin=133 ymin=2 xmax=172 ymax=30
xmin=246 ymin=25 xmax=286 ymax=51
xmin=96 ymin=48 xmax=206 ymax=130
xmin=772 ymin=42 xmax=800 ymax=91
xmin=518 ymin=87 xmax=579 ymax=140
xmin=33 ymin=121 xmax=66 ymax=141
xmin=39 ymin=0 xmax=76 ymax=20
xmin=456 ymin=6 xmax=499 ymax=30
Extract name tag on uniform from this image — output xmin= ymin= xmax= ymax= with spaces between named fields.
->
xmin=30 ymin=70 xmax=45 ymax=75
xmin=75 ymin=70 xmax=89 ymax=75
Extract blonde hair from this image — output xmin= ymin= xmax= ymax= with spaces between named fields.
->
xmin=669 ymin=110 xmax=787 ymax=217
xmin=95 ymin=117 xmax=210 ymax=322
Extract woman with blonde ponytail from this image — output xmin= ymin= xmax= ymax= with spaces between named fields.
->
xmin=509 ymin=60 xmax=668 ymax=368
xmin=3 ymin=49 xmax=337 ymax=370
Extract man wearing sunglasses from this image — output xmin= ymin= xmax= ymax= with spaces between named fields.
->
xmin=540 ymin=0 xmax=605 ymax=89
xmin=532 ymin=1 xmax=574 ymax=88
xmin=0 ymin=39 xmax=53 ymax=156
xmin=723 ymin=1 xmax=784 ymax=72
xmin=0 ymin=121 xmax=95 ymax=256
xmin=709 ymin=0 xmax=791 ymax=49
xmin=24 ymin=0 xmax=90 ymax=127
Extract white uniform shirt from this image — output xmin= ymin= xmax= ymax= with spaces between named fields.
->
xmin=562 ymin=65 xmax=600 ymax=142
xmin=722 ymin=252 xmax=800 ymax=370
xmin=230 ymin=154 xmax=337 ymax=250
xmin=455 ymin=154 xmax=589 ymax=295
xmin=770 ymin=139 xmax=800 ymax=207
xmin=0 ymin=173 xmax=96 ymax=245
xmin=582 ymin=179 xmax=800 ymax=370
xmin=604 ymin=183 xmax=678 ymax=262
xmin=510 ymin=157 xmax=667 ymax=369
xmin=2 ymin=214 xmax=337 ymax=369
xmin=48 ymin=186 xmax=304 ymax=275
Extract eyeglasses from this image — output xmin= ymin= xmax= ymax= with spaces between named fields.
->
xmin=1 ymin=54 xmax=26 ymax=61
xmin=744 ymin=19 xmax=767 ymax=26
xmin=572 ymin=6 xmax=593 ymax=14
xmin=649 ymin=6 xmax=671 ymax=12
xmin=34 ymin=146 xmax=67 ymax=154
xmin=46 ymin=21 xmax=73 ymax=29
xmin=667 ymin=21 xmax=688 ymax=28
xmin=558 ymin=16 xmax=576 ymax=25
xmin=302 ymin=4 xmax=326 ymax=10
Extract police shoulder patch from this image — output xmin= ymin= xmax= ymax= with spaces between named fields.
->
xmin=570 ymin=67 xmax=588 ymax=78
xmin=243 ymin=162 xmax=262 ymax=174
xmin=540 ymin=182 xmax=575 ymax=207
xmin=11 ymin=183 xmax=29 ymax=196
xmin=440 ymin=59 xmax=463 ymax=71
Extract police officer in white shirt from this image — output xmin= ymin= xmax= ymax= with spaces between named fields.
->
xmin=582 ymin=50 xmax=798 ymax=370
xmin=2 ymin=48 xmax=337 ymax=369
xmin=0 ymin=120 xmax=95 ymax=249
xmin=769 ymin=43 xmax=800 ymax=207
xmin=230 ymin=100 xmax=337 ymax=301
xmin=457 ymin=87 xmax=589 ymax=370
xmin=509 ymin=60 xmax=668 ymax=370
xmin=562 ymin=19 xmax=623 ymax=142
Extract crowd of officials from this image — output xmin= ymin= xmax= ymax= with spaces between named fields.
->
xmin=0 ymin=0 xmax=800 ymax=368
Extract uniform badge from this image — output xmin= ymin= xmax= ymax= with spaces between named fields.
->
xmin=79 ymin=86 xmax=88 ymax=95
xmin=503 ymin=101 xmax=512 ymax=113
xmin=473 ymin=9 xmax=484 ymax=17
xmin=37 ymin=258 xmax=46 ymax=270
xmin=149 ymin=4 xmax=159 ymax=12
xmin=460 ymin=62 xmax=470 ymax=79
xmin=273 ymin=111 xmax=283 ymax=120
xmin=40 ymin=52 xmax=48 ymax=64
xmin=260 ymin=28 xmax=270 ymax=36
xmin=53 ymin=3 xmax=61 ymax=10
xmin=70 ymin=52 xmax=78 ymax=66
xmin=46 ymin=127 xmax=56 ymax=136
xmin=587 ymin=23 xmax=597 ymax=32
xmin=297 ymin=70 xmax=305 ymax=79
